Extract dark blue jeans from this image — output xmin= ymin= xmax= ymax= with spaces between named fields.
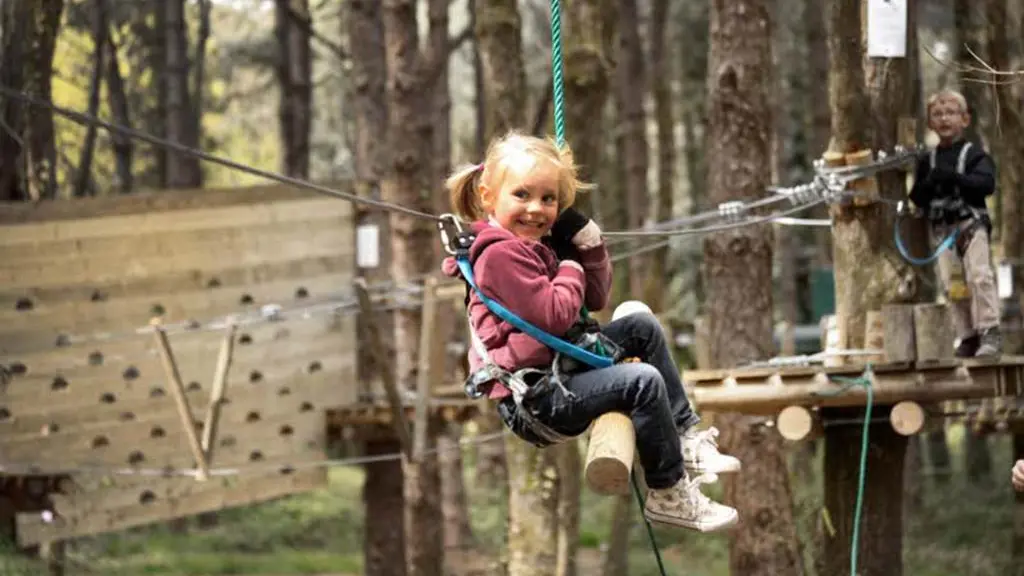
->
xmin=497 ymin=312 xmax=700 ymax=489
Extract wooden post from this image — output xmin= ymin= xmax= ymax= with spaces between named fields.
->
xmin=913 ymin=303 xmax=954 ymax=363
xmin=845 ymin=149 xmax=880 ymax=206
xmin=414 ymin=276 xmax=444 ymax=462
xmin=150 ymin=319 xmax=210 ymax=481
xmin=777 ymin=405 xmax=821 ymax=441
xmin=354 ymin=278 xmax=413 ymax=460
xmin=890 ymin=401 xmax=926 ymax=436
xmin=882 ymin=304 xmax=916 ymax=363
xmin=584 ymin=412 xmax=635 ymax=495
xmin=201 ymin=321 xmax=236 ymax=459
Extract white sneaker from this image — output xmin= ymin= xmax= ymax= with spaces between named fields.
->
xmin=644 ymin=473 xmax=739 ymax=532
xmin=681 ymin=426 xmax=741 ymax=475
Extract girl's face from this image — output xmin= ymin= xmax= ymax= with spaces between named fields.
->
xmin=481 ymin=153 xmax=560 ymax=241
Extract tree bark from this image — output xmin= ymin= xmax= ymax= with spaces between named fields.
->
xmin=364 ymin=438 xmax=408 ymax=576
xmin=73 ymin=0 xmax=108 ymax=198
xmin=348 ymin=2 xmax=403 ymax=574
xmin=704 ymin=2 xmax=804 ymax=575
xmin=275 ymin=0 xmax=312 ymax=178
xmin=644 ymin=0 xmax=675 ymax=312
xmin=507 ymin=440 xmax=560 ymax=576
xmin=382 ymin=2 xmax=442 ymax=574
xmin=0 ymin=0 xmax=65 ymax=202
xmin=615 ymin=0 xmax=648 ymax=295
xmin=164 ymin=0 xmax=201 ymax=188
xmin=562 ymin=0 xmax=617 ymax=216
xmin=821 ymin=2 xmax=921 ymax=575
xmin=104 ymin=26 xmax=133 ymax=195
xmin=438 ymin=423 xmax=474 ymax=550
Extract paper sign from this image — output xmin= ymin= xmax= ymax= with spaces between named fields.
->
xmin=998 ymin=264 xmax=1013 ymax=299
xmin=356 ymin=224 xmax=380 ymax=268
xmin=867 ymin=0 xmax=907 ymax=58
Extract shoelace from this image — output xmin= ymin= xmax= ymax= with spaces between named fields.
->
xmin=681 ymin=472 xmax=720 ymax=514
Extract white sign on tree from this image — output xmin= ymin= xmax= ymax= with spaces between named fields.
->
xmin=867 ymin=0 xmax=908 ymax=58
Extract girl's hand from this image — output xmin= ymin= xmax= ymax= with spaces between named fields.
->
xmin=550 ymin=207 xmax=591 ymax=246
xmin=1012 ymin=460 xmax=1024 ymax=492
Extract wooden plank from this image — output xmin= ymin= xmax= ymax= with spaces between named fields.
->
xmin=16 ymin=467 xmax=329 ymax=546
xmin=1 ymin=333 xmax=350 ymax=409
xmin=0 ymin=373 xmax=338 ymax=454
xmin=413 ymin=277 xmax=439 ymax=460
xmin=0 ymin=181 xmax=353 ymax=225
xmin=0 ymin=223 xmax=352 ymax=291
xmin=7 ymin=312 xmax=349 ymax=376
xmin=51 ymin=451 xmax=324 ymax=517
xmin=201 ymin=323 xmax=236 ymax=458
xmin=0 ymin=254 xmax=350 ymax=310
xmin=0 ymin=271 xmax=352 ymax=341
xmin=0 ymin=201 xmax=348 ymax=263
xmin=4 ymin=410 xmax=324 ymax=471
xmin=0 ymin=363 xmax=355 ymax=439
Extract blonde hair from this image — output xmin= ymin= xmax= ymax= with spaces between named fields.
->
xmin=926 ymin=89 xmax=969 ymax=116
xmin=445 ymin=130 xmax=592 ymax=221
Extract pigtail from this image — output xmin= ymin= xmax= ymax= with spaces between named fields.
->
xmin=445 ymin=163 xmax=484 ymax=221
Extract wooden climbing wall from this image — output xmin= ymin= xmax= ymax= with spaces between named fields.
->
xmin=0 ymin=184 xmax=358 ymax=545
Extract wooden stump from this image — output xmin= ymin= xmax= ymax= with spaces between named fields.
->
xmin=883 ymin=304 xmax=916 ymax=363
xmin=584 ymin=412 xmax=635 ymax=496
xmin=890 ymin=401 xmax=926 ymax=436
xmin=913 ymin=303 xmax=954 ymax=363
xmin=776 ymin=405 xmax=820 ymax=441
xmin=845 ymin=149 xmax=880 ymax=206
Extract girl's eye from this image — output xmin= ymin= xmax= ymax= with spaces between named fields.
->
xmin=543 ymin=195 xmax=557 ymax=204
xmin=513 ymin=189 xmax=529 ymax=199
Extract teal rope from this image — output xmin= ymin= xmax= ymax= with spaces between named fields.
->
xmin=817 ymin=364 xmax=875 ymax=576
xmin=549 ymin=0 xmax=566 ymax=147
xmin=631 ymin=471 xmax=668 ymax=576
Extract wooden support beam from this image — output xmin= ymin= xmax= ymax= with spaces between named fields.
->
xmin=200 ymin=321 xmax=236 ymax=460
xmin=150 ymin=319 xmax=210 ymax=481
xmin=353 ymin=278 xmax=413 ymax=460
xmin=584 ymin=412 xmax=635 ymax=496
xmin=413 ymin=276 xmax=444 ymax=461
xmin=889 ymin=401 xmax=925 ymax=436
xmin=845 ymin=149 xmax=880 ymax=206
xmin=776 ymin=405 xmax=821 ymax=441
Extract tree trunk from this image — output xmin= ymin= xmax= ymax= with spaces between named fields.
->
xmin=141 ymin=0 xmax=169 ymax=189
xmin=104 ymin=26 xmax=133 ymax=195
xmin=192 ymin=0 xmax=210 ymax=155
xmin=348 ymin=2 xmax=403 ymax=574
xmin=0 ymin=0 xmax=64 ymax=202
xmin=599 ymin=492 xmax=632 ymax=576
xmin=73 ymin=0 xmax=108 ymax=199
xmin=365 ymin=438 xmax=408 ymax=576
xmin=803 ymin=0 xmax=832 ymax=267
xmin=704 ymin=2 xmax=804 ymax=575
xmin=382 ymin=2 xmax=442 ymax=574
xmin=164 ymin=0 xmax=201 ymax=188
xmin=616 ymin=0 xmax=648 ymax=295
xmin=821 ymin=2 xmax=921 ymax=575
xmin=644 ymin=0 xmax=675 ymax=312
xmin=275 ymin=0 xmax=312 ymax=178
xmin=507 ymin=440 xmax=560 ymax=576
xmin=954 ymin=0 xmax=990 ymax=146
xmin=438 ymin=423 xmax=474 ymax=550
xmin=988 ymin=1 xmax=1024 ymax=565
xmin=562 ymin=0 xmax=617 ymax=216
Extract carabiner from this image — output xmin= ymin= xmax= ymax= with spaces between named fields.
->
xmin=437 ymin=213 xmax=464 ymax=256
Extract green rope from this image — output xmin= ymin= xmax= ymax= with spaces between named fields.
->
xmin=817 ymin=364 xmax=875 ymax=576
xmin=549 ymin=0 xmax=566 ymax=147
xmin=631 ymin=470 xmax=668 ymax=575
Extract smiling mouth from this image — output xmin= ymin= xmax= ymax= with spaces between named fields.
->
xmin=517 ymin=220 xmax=547 ymax=229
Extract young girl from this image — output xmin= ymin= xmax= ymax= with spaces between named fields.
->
xmin=441 ymin=131 xmax=740 ymax=533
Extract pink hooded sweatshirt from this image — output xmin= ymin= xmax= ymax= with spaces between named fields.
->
xmin=441 ymin=220 xmax=612 ymax=399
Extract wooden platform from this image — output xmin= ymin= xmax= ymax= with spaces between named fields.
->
xmin=684 ymin=356 xmax=1024 ymax=415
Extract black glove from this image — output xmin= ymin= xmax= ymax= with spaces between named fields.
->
xmin=549 ymin=207 xmax=591 ymax=246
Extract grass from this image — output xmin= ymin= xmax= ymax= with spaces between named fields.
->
xmin=1 ymin=424 xmax=1020 ymax=575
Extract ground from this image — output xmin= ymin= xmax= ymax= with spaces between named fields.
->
xmin=0 ymin=422 xmax=1018 ymax=575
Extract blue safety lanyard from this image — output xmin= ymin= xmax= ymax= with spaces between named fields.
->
xmin=455 ymin=256 xmax=613 ymax=369
xmin=894 ymin=215 xmax=958 ymax=266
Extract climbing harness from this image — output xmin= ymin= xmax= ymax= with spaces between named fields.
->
xmin=895 ymin=142 xmax=983 ymax=266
